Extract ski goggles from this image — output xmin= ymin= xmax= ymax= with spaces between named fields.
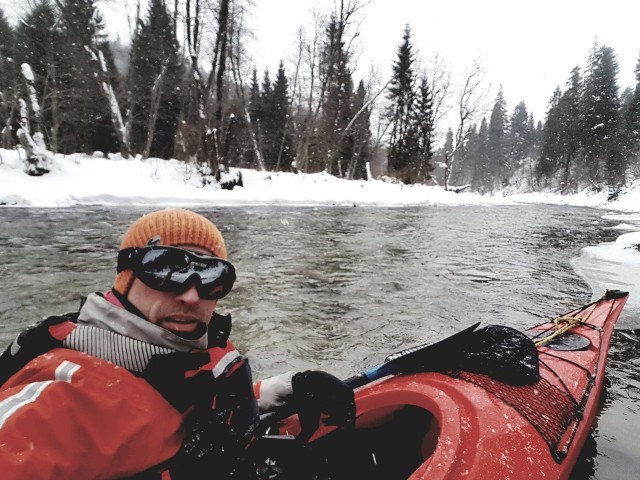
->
xmin=117 ymin=246 xmax=236 ymax=300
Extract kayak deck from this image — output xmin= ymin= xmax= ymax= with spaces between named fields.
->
xmin=268 ymin=290 xmax=628 ymax=480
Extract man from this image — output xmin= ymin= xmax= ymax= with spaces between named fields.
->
xmin=0 ymin=208 xmax=355 ymax=479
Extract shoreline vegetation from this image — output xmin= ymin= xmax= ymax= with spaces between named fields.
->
xmin=1 ymin=1 xmax=639 ymax=199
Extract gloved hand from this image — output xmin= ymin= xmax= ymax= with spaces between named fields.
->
xmin=162 ymin=351 xmax=260 ymax=479
xmin=140 ymin=351 xmax=213 ymax=413
xmin=291 ymin=370 xmax=356 ymax=442
xmin=168 ymin=407 xmax=250 ymax=479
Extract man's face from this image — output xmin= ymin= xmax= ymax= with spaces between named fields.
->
xmin=126 ymin=245 xmax=219 ymax=338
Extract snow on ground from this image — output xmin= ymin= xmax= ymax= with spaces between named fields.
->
xmin=2 ymin=148 xmax=639 ymax=211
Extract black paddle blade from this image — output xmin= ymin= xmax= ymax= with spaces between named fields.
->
xmin=381 ymin=322 xmax=481 ymax=377
xmin=457 ymin=325 xmax=540 ymax=385
xmin=391 ymin=324 xmax=539 ymax=386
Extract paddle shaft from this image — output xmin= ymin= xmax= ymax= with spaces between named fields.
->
xmin=259 ymin=322 xmax=483 ymax=428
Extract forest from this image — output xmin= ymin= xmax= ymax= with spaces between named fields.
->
xmin=1 ymin=0 xmax=639 ymax=196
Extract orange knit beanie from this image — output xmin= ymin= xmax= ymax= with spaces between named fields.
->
xmin=113 ymin=209 xmax=228 ymax=295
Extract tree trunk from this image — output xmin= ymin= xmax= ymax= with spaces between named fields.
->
xmin=87 ymin=46 xmax=131 ymax=158
xmin=444 ymin=152 xmax=451 ymax=191
xmin=143 ymin=64 xmax=168 ymax=159
xmin=48 ymin=62 xmax=60 ymax=152
xmin=211 ymin=0 xmax=230 ymax=170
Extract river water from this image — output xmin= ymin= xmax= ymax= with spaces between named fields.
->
xmin=0 ymin=204 xmax=638 ymax=479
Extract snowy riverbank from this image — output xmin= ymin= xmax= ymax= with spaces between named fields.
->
xmin=2 ymin=148 xmax=640 ymax=212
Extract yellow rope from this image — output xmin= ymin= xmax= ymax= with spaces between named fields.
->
xmin=534 ymin=316 xmax=584 ymax=347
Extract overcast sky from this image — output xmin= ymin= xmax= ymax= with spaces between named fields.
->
xmin=248 ymin=0 xmax=640 ymax=127
xmin=2 ymin=0 xmax=639 ymax=131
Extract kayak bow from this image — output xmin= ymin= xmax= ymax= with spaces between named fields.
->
xmin=268 ymin=290 xmax=629 ymax=480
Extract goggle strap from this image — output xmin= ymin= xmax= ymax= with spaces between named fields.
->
xmin=116 ymin=248 xmax=138 ymax=273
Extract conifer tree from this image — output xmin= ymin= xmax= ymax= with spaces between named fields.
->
xmin=127 ymin=0 xmax=182 ymax=159
xmin=526 ymin=113 xmax=540 ymax=167
xmin=470 ymin=118 xmax=490 ymax=192
xmin=0 ymin=8 xmax=16 ymax=148
xmin=387 ymin=25 xmax=418 ymax=182
xmin=622 ymin=53 xmax=640 ymax=170
xmin=320 ymin=14 xmax=354 ymax=176
xmin=557 ymin=67 xmax=583 ymax=187
xmin=247 ymin=67 xmax=263 ymax=157
xmin=14 ymin=1 xmax=62 ymax=151
xmin=538 ymin=87 xmax=564 ymax=182
xmin=248 ymin=68 xmax=261 ymax=124
xmin=259 ymin=68 xmax=279 ymax=169
xmin=412 ymin=74 xmax=435 ymax=182
xmin=443 ymin=128 xmax=454 ymax=159
xmin=580 ymin=43 xmax=621 ymax=186
xmin=54 ymin=0 xmax=123 ymax=154
xmin=507 ymin=101 xmax=530 ymax=173
xmin=346 ymin=79 xmax=371 ymax=180
xmin=487 ymin=86 xmax=508 ymax=189
xmin=271 ymin=62 xmax=293 ymax=171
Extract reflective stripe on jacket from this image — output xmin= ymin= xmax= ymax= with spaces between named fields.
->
xmin=0 ymin=348 xmax=184 ymax=479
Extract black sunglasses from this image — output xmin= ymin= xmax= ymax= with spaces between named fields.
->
xmin=117 ymin=246 xmax=236 ymax=300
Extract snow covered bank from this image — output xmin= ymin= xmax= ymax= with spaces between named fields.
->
xmin=2 ymin=148 xmax=640 ymax=211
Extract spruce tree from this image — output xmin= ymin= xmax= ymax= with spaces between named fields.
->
xmin=272 ymin=62 xmax=293 ymax=171
xmin=526 ymin=114 xmax=538 ymax=158
xmin=248 ymin=68 xmax=261 ymax=125
xmin=259 ymin=68 xmax=278 ymax=169
xmin=14 ymin=1 xmax=62 ymax=151
xmin=487 ymin=86 xmax=508 ymax=189
xmin=412 ymin=74 xmax=435 ymax=182
xmin=580 ymin=43 xmax=621 ymax=186
xmin=387 ymin=25 xmax=418 ymax=182
xmin=55 ymin=0 xmax=120 ymax=153
xmin=443 ymin=128 xmax=454 ymax=159
xmin=320 ymin=15 xmax=354 ymax=177
xmin=508 ymin=101 xmax=530 ymax=172
xmin=623 ymin=53 xmax=640 ymax=170
xmin=0 ymin=8 xmax=15 ymax=148
xmin=346 ymin=79 xmax=371 ymax=180
xmin=0 ymin=8 xmax=15 ymax=92
xmin=538 ymin=87 xmax=564 ymax=182
xmin=471 ymin=118 xmax=490 ymax=192
xmin=127 ymin=0 xmax=182 ymax=158
xmin=247 ymin=67 xmax=263 ymax=161
xmin=557 ymin=66 xmax=583 ymax=187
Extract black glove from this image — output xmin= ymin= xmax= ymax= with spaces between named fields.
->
xmin=168 ymin=407 xmax=251 ymax=480
xmin=140 ymin=351 xmax=213 ymax=413
xmin=168 ymin=355 xmax=260 ymax=479
xmin=291 ymin=370 xmax=356 ymax=442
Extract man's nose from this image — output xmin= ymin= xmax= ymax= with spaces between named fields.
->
xmin=176 ymin=282 xmax=200 ymax=302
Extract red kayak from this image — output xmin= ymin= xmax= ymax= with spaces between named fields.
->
xmin=270 ymin=290 xmax=629 ymax=480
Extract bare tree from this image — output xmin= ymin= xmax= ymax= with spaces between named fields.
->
xmin=427 ymin=53 xmax=452 ymax=137
xmin=444 ymin=60 xmax=489 ymax=191
xmin=87 ymin=46 xmax=132 ymax=157
xmin=178 ymin=0 xmax=234 ymax=172
xmin=291 ymin=12 xmax=326 ymax=172
xmin=142 ymin=61 xmax=169 ymax=159
xmin=227 ymin=1 xmax=265 ymax=170
xmin=275 ymin=32 xmax=305 ymax=172
xmin=17 ymin=64 xmax=54 ymax=174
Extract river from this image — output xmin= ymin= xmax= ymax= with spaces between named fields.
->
xmin=0 ymin=204 xmax=638 ymax=479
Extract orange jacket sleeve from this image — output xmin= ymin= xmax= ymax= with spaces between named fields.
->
xmin=0 ymin=348 xmax=185 ymax=479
